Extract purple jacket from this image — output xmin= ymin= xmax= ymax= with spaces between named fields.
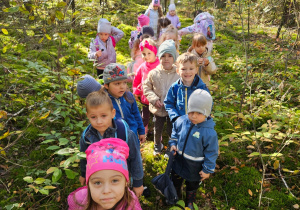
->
xmin=166 ymin=13 xmax=181 ymax=28
xmin=88 ymin=26 xmax=124 ymax=69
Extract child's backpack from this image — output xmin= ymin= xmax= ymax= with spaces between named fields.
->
xmin=81 ymin=118 xmax=129 ymax=143
xmin=194 ymin=12 xmax=216 ymax=41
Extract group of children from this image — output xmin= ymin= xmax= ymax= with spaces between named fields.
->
xmin=68 ymin=0 xmax=219 ymax=209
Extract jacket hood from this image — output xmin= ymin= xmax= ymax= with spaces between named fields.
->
xmin=178 ymin=74 xmax=206 ymax=88
xmin=194 ymin=117 xmax=215 ymax=128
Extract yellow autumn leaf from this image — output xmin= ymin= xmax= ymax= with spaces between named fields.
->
xmin=3 ymin=46 xmax=7 ymax=53
xmin=248 ymin=189 xmax=253 ymax=196
xmin=0 ymin=146 xmax=6 ymax=156
xmin=0 ymin=130 xmax=10 ymax=140
xmin=39 ymin=37 xmax=44 ymax=44
xmin=39 ymin=111 xmax=50 ymax=120
xmin=2 ymin=28 xmax=8 ymax=35
xmin=29 ymin=16 xmax=35 ymax=20
xmin=0 ymin=111 xmax=7 ymax=119
xmin=273 ymin=160 xmax=279 ymax=170
xmin=228 ymin=20 xmax=232 ymax=25
xmin=45 ymin=34 xmax=51 ymax=40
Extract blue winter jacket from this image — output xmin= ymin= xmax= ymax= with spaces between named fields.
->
xmin=79 ymin=119 xmax=144 ymax=187
xmin=169 ymin=115 xmax=218 ymax=182
xmin=164 ymin=75 xmax=210 ymax=123
xmin=108 ymin=91 xmax=145 ymax=137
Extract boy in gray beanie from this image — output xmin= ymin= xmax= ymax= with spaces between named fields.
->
xmin=143 ymin=40 xmax=179 ymax=155
xmin=77 ymin=75 xmax=101 ymax=98
xmin=169 ymin=89 xmax=218 ymax=209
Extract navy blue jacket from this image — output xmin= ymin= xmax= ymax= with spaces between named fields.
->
xmin=169 ymin=115 xmax=218 ymax=182
xmin=79 ymin=119 xmax=144 ymax=187
xmin=108 ymin=91 xmax=145 ymax=137
xmin=164 ymin=75 xmax=210 ymax=123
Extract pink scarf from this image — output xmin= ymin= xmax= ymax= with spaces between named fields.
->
xmin=143 ymin=57 xmax=160 ymax=81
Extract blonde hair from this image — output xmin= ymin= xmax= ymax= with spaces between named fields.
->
xmin=131 ymin=34 xmax=152 ymax=59
xmin=158 ymin=25 xmax=179 ymax=50
xmin=188 ymin=33 xmax=207 ymax=52
xmin=176 ymin=52 xmax=198 ymax=66
xmin=86 ymin=88 xmax=113 ymax=112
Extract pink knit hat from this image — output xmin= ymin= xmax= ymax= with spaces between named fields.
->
xmin=152 ymin=0 xmax=160 ymax=6
xmin=138 ymin=14 xmax=150 ymax=28
xmin=85 ymin=138 xmax=130 ymax=185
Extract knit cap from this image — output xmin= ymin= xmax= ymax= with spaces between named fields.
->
xmin=141 ymin=26 xmax=155 ymax=37
xmin=152 ymin=0 xmax=160 ymax=6
xmin=169 ymin=3 xmax=176 ymax=11
xmin=158 ymin=40 xmax=177 ymax=61
xmin=138 ymin=14 xmax=150 ymax=27
xmin=188 ymin=89 xmax=212 ymax=117
xmin=77 ymin=75 xmax=101 ymax=98
xmin=97 ymin=18 xmax=111 ymax=34
xmin=103 ymin=63 xmax=128 ymax=84
xmin=85 ymin=138 xmax=130 ymax=185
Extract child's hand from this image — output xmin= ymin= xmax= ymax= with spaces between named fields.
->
xmin=154 ymin=100 xmax=163 ymax=108
xmin=199 ymin=171 xmax=210 ymax=181
xmin=203 ymin=58 xmax=210 ymax=66
xmin=79 ymin=176 xmax=86 ymax=186
xmin=170 ymin=145 xmax=177 ymax=155
xmin=133 ymin=185 xmax=144 ymax=197
xmin=134 ymin=94 xmax=140 ymax=102
xmin=198 ymin=58 xmax=204 ymax=65
xmin=95 ymin=50 xmax=102 ymax=58
xmin=139 ymin=135 xmax=146 ymax=143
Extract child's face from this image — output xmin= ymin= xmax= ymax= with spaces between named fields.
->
xmin=188 ymin=112 xmax=206 ymax=124
xmin=153 ymin=6 xmax=158 ymax=10
xmin=142 ymin=48 xmax=157 ymax=63
xmin=169 ymin=10 xmax=176 ymax=16
xmin=194 ymin=44 xmax=206 ymax=55
xmin=166 ymin=34 xmax=177 ymax=43
xmin=89 ymin=170 xmax=126 ymax=209
xmin=104 ymin=80 xmax=127 ymax=98
xmin=160 ymin=53 xmax=174 ymax=70
xmin=98 ymin=32 xmax=110 ymax=42
xmin=176 ymin=61 xmax=198 ymax=86
xmin=86 ymin=103 xmax=115 ymax=135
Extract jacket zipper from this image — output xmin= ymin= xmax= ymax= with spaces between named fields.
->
xmin=115 ymin=98 xmax=124 ymax=118
xmin=185 ymin=87 xmax=187 ymax=114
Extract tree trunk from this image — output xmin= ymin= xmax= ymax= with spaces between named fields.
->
xmin=276 ymin=0 xmax=289 ymax=39
xmin=71 ymin=0 xmax=75 ymax=27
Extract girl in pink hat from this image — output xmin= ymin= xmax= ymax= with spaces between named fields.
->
xmin=145 ymin=0 xmax=163 ymax=39
xmin=68 ymin=138 xmax=142 ymax=210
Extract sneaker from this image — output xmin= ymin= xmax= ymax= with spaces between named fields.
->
xmin=153 ymin=143 xmax=164 ymax=156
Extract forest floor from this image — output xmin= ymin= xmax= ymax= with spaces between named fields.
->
xmin=0 ymin=1 xmax=299 ymax=209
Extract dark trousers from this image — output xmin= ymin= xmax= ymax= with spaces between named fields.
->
xmin=154 ymin=115 xmax=172 ymax=146
xmin=97 ymin=69 xmax=104 ymax=79
xmin=171 ymin=171 xmax=200 ymax=192
xmin=142 ymin=104 xmax=150 ymax=127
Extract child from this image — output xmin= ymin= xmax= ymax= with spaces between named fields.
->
xmin=88 ymin=18 xmax=124 ymax=78
xmin=103 ymin=63 xmax=145 ymax=142
xmin=143 ymin=40 xmax=179 ymax=155
xmin=178 ymin=12 xmax=215 ymax=53
xmin=77 ymin=75 xmax=101 ymax=98
xmin=164 ymin=52 xmax=210 ymax=123
xmin=68 ymin=138 xmax=142 ymax=210
xmin=145 ymin=0 xmax=163 ymax=39
xmin=157 ymin=16 xmax=171 ymax=39
xmin=127 ymin=26 xmax=155 ymax=82
xmin=79 ymin=89 xmax=144 ymax=197
xmin=166 ymin=1 xmax=181 ymax=29
xmin=158 ymin=25 xmax=180 ymax=52
xmin=188 ymin=33 xmax=217 ymax=87
xmin=133 ymin=38 xmax=159 ymax=135
xmin=128 ymin=14 xmax=150 ymax=49
xmin=170 ymin=89 xmax=218 ymax=209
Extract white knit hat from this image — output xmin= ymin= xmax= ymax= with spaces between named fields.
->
xmin=188 ymin=89 xmax=212 ymax=117
xmin=97 ymin=18 xmax=111 ymax=34
xmin=169 ymin=3 xmax=176 ymax=11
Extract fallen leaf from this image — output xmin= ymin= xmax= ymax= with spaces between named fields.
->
xmin=248 ymin=189 xmax=253 ymax=196
xmin=273 ymin=160 xmax=279 ymax=170
xmin=293 ymin=204 xmax=299 ymax=209
xmin=213 ymin=186 xmax=217 ymax=194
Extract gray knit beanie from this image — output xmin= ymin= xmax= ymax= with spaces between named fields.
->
xmin=97 ymin=18 xmax=111 ymax=34
xmin=158 ymin=40 xmax=177 ymax=61
xmin=188 ymin=89 xmax=212 ymax=117
xmin=103 ymin=63 xmax=128 ymax=84
xmin=77 ymin=75 xmax=101 ymax=98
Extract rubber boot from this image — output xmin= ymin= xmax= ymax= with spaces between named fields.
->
xmin=185 ymin=189 xmax=197 ymax=209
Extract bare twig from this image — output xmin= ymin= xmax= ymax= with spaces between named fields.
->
xmin=0 ymin=178 xmax=10 ymax=193
xmin=278 ymin=163 xmax=296 ymax=198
